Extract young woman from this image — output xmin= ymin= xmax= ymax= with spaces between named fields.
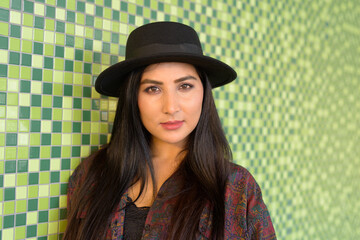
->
xmin=64 ymin=22 xmax=276 ymax=240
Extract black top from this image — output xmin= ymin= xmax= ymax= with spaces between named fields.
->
xmin=124 ymin=201 xmax=150 ymax=240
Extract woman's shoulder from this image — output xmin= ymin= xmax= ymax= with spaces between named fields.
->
xmin=227 ymin=162 xmax=256 ymax=184
xmin=226 ymin=162 xmax=264 ymax=200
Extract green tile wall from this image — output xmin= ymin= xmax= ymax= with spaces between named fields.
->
xmin=0 ymin=0 xmax=359 ymax=239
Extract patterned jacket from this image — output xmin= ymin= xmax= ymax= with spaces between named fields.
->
xmin=67 ymin=163 xmax=277 ymax=239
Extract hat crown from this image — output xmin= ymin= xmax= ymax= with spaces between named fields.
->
xmin=125 ymin=22 xmax=203 ymax=59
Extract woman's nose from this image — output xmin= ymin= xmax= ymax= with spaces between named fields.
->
xmin=162 ymin=92 xmax=180 ymax=115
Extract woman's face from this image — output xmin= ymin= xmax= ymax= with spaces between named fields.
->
xmin=138 ymin=62 xmax=204 ymax=148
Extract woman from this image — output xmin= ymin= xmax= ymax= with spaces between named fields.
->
xmin=64 ymin=22 xmax=276 ymax=240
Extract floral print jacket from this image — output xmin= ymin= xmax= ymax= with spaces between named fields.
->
xmin=67 ymin=163 xmax=277 ymax=239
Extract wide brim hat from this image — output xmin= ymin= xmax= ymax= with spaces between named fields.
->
xmin=95 ymin=21 xmax=237 ymax=97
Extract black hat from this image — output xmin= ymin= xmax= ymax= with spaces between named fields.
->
xmin=95 ymin=21 xmax=237 ymax=97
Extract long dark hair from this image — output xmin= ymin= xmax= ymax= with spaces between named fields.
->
xmin=63 ymin=66 xmax=232 ymax=239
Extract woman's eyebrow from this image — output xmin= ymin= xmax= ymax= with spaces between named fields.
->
xmin=140 ymin=75 xmax=198 ymax=85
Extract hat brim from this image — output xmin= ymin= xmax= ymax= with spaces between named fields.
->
xmin=95 ymin=53 xmax=237 ymax=97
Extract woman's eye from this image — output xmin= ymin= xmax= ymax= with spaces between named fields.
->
xmin=179 ymin=83 xmax=193 ymax=90
xmin=145 ymin=86 xmax=160 ymax=94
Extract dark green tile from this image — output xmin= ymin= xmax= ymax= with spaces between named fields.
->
xmin=144 ymin=0 xmax=150 ymax=7
xmin=57 ymin=0 xmax=66 ymax=7
xmin=9 ymin=51 xmax=20 ymax=65
xmin=83 ymin=111 xmax=90 ymax=121
xmin=75 ymin=49 xmax=83 ymax=61
xmin=61 ymin=159 xmax=70 ymax=170
xmin=33 ymin=42 xmax=43 ymax=54
xmin=100 ymin=134 xmax=107 ymax=144
xmin=4 ymin=188 xmax=16 ymax=201
xmin=29 ymin=146 xmax=40 ymax=158
xmin=28 ymin=199 xmax=38 ymax=211
xmin=72 ymin=122 xmax=81 ymax=132
xmin=93 ymin=52 xmax=101 ymax=63
xmin=41 ymin=133 xmax=51 ymax=145
xmin=85 ymin=15 xmax=94 ymax=26
xmin=67 ymin=10 xmax=75 ymax=22
xmin=129 ymin=15 xmax=135 ymax=25
xmin=43 ymin=82 xmax=53 ymax=94
xmin=31 ymin=94 xmax=41 ymax=106
xmin=24 ymin=0 xmax=34 ymax=13
xmin=60 ymin=208 xmax=67 ymax=219
xmin=42 ymin=108 xmax=52 ymax=120
xmin=38 ymin=211 xmax=48 ymax=223
xmin=46 ymin=6 xmax=55 ymax=18
xmin=103 ymin=42 xmax=110 ymax=53
xmin=84 ymin=39 xmax=93 ymax=50
xmin=63 ymin=84 xmax=72 ymax=96
xmin=17 ymin=160 xmax=28 ymax=172
xmin=50 ymin=197 xmax=59 ymax=208
xmin=16 ymin=213 xmax=26 ymax=226
xmin=94 ymin=29 xmax=102 ymax=40
xmin=53 ymin=96 xmax=62 ymax=108
xmin=72 ymin=146 xmax=80 ymax=157
xmin=5 ymin=160 xmax=16 ymax=173
xmin=119 ymin=45 xmax=125 ymax=55
xmin=65 ymin=60 xmax=73 ymax=71
xmin=34 ymin=16 xmax=44 ymax=29
xmin=29 ymin=172 xmax=39 ymax=185
xmin=3 ymin=215 xmax=14 ymax=228
xmin=11 ymin=0 xmax=22 ymax=10
xmin=50 ymin=172 xmax=59 ymax=183
xmin=151 ymin=10 xmax=157 ymax=19
xmin=120 ymin=2 xmax=127 ymax=11
xmin=10 ymin=25 xmax=21 ymax=38
xmin=60 ymin=183 xmax=68 ymax=194
xmin=56 ymin=21 xmax=65 ymax=33
xmin=40 ymin=159 xmax=50 ymax=171
xmin=0 ymin=92 xmax=6 ymax=105
xmin=0 ymin=36 xmax=8 ymax=49
xmin=82 ymin=134 xmax=90 ymax=144
xmin=6 ymin=133 xmax=17 ymax=146
xmin=0 ymin=64 xmax=7 ymax=77
xmin=73 ymin=98 xmax=81 ymax=108
xmin=112 ymin=10 xmax=119 ymax=21
xmin=110 ymin=55 xmax=118 ymax=65
xmin=77 ymin=1 xmax=85 ymax=12
xmin=51 ymin=146 xmax=61 ymax=158
xmin=158 ymin=2 xmax=164 ymax=11
xmin=136 ymin=6 xmax=143 ymax=15
xmin=19 ymin=106 xmax=30 ymax=119
xmin=0 ymin=175 xmax=3 ymax=187
xmin=104 ymin=0 xmax=112 ymax=7
xmin=84 ymin=63 xmax=91 ymax=74
xmin=95 ymin=6 xmax=103 ymax=17
xmin=52 ymin=121 xmax=62 ymax=132
xmin=32 ymin=68 xmax=42 ymax=80
xmin=20 ymin=80 xmax=31 ymax=93
xmin=55 ymin=46 xmax=64 ymax=57
xmin=27 ymin=225 xmax=37 ymax=238
xmin=21 ymin=53 xmax=32 ymax=66
xmin=30 ymin=120 xmax=41 ymax=132
xmin=111 ymin=33 xmax=119 ymax=44
xmin=0 ymin=8 xmax=9 ymax=22
xmin=65 ymin=35 xmax=74 ymax=47
xmin=44 ymin=56 xmax=54 ymax=69
xmin=83 ymin=87 xmax=90 ymax=97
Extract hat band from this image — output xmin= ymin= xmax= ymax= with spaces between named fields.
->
xmin=127 ymin=43 xmax=203 ymax=59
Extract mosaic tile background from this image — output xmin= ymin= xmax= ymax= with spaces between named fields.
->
xmin=0 ymin=0 xmax=359 ymax=239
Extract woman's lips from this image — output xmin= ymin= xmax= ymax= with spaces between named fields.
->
xmin=160 ymin=121 xmax=184 ymax=130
